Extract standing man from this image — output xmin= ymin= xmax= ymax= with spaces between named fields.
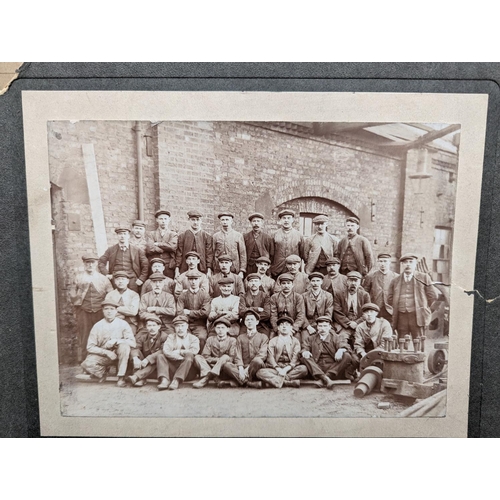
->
xmin=274 ymin=254 xmax=310 ymax=294
xmin=336 ymin=216 xmax=374 ymax=277
xmin=239 ymin=273 xmax=271 ymax=336
xmin=254 ymin=256 xmax=276 ymax=296
xmin=210 ymin=254 xmax=245 ymax=298
xmin=271 ymin=209 xmax=303 ymax=279
xmin=322 ymin=258 xmax=348 ymax=298
xmin=256 ymin=316 xmax=308 ymax=388
xmin=244 ymin=212 xmax=274 ymax=275
xmin=269 ymin=273 xmax=305 ymax=339
xmin=363 ymin=253 xmax=399 ymax=323
xmin=146 ymin=209 xmax=178 ymax=279
xmin=175 ymin=210 xmax=214 ymax=278
xmin=354 ymin=303 xmax=393 ymax=359
xmin=98 ymin=226 xmax=149 ymax=293
xmin=104 ymin=271 xmax=140 ymax=336
xmin=208 ymin=276 xmax=241 ymax=337
xmin=301 ymin=272 xmax=334 ymax=344
xmin=212 ymin=212 xmax=247 ymax=278
xmin=388 ymin=253 xmax=439 ymax=340
xmin=174 ymin=251 xmax=210 ymax=297
xmin=81 ymin=299 xmax=136 ymax=387
xmin=303 ymin=214 xmax=338 ymax=275
xmin=70 ymin=254 xmax=113 ymax=362
xmin=129 ymin=219 xmax=148 ymax=252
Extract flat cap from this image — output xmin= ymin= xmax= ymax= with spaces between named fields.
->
xmin=308 ymin=272 xmax=325 ymax=280
xmin=325 ymin=257 xmax=341 ymax=265
xmin=377 ymin=253 xmax=392 ymax=259
xmin=278 ymin=209 xmax=295 ymax=218
xmin=248 ymin=212 xmax=265 ymax=221
xmin=185 ymin=269 xmax=202 ymax=279
xmin=316 ymin=315 xmax=332 ymax=324
xmin=143 ymin=314 xmax=162 ymax=325
xmin=346 ymin=216 xmax=360 ymax=225
xmin=101 ymin=299 xmax=119 ymax=308
xmin=114 ymin=226 xmax=131 ymax=233
xmin=400 ymin=253 xmax=418 ymax=262
xmin=218 ymin=276 xmax=235 ymax=285
xmin=217 ymin=254 xmax=233 ymax=262
xmin=346 ymin=271 xmax=363 ymax=280
xmin=278 ymin=273 xmax=294 ymax=283
xmin=243 ymin=308 xmax=261 ymax=321
xmin=172 ymin=315 xmax=189 ymax=325
xmin=185 ymin=251 xmax=201 ymax=259
xmin=246 ymin=273 xmax=261 ymax=281
xmin=312 ymin=214 xmax=329 ymax=224
xmin=150 ymin=258 xmax=166 ymax=266
xmin=187 ymin=210 xmax=203 ymax=218
xmin=149 ymin=272 xmax=166 ymax=281
xmin=277 ymin=315 xmax=294 ymax=325
xmin=285 ymin=254 xmax=301 ymax=264
xmin=255 ymin=256 xmax=271 ymax=264
xmin=155 ymin=210 xmax=171 ymax=218
xmin=132 ymin=219 xmax=146 ymax=227
xmin=113 ymin=271 xmax=129 ymax=279
xmin=218 ymin=212 xmax=234 ymax=219
xmin=362 ymin=303 xmax=380 ymax=313
xmin=82 ymin=253 xmax=99 ymax=261
xmin=213 ymin=317 xmax=231 ymax=327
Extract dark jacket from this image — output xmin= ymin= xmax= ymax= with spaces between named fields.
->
xmin=335 ymin=234 xmax=374 ymax=276
xmin=301 ymin=289 xmax=334 ymax=328
xmin=302 ymin=331 xmax=350 ymax=362
xmin=333 ymin=287 xmax=371 ymax=329
xmin=243 ymin=230 xmax=275 ymax=269
xmin=98 ymin=244 xmax=149 ymax=283
xmin=175 ymin=229 xmax=214 ymax=274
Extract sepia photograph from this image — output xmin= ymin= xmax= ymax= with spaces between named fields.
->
xmin=22 ymin=91 xmax=487 ymax=436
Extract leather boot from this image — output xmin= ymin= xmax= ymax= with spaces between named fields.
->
xmin=321 ymin=375 xmax=335 ymax=390
xmin=283 ymin=380 xmax=300 ymax=388
xmin=193 ymin=375 xmax=210 ymax=389
xmin=157 ymin=377 xmax=170 ymax=391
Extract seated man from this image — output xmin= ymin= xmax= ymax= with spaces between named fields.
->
xmin=210 ymin=254 xmax=245 ymax=298
xmin=176 ymin=269 xmax=211 ymax=350
xmin=274 ymin=254 xmax=309 ymax=294
xmin=322 ymin=257 xmax=348 ymax=299
xmin=207 ymin=276 xmax=240 ymax=337
xmin=105 ymin=271 xmax=140 ymax=335
xmin=256 ymin=316 xmax=308 ymax=388
xmin=174 ymin=251 xmax=210 ymax=297
xmin=354 ymin=303 xmax=393 ymax=359
xmin=156 ymin=315 xmax=201 ymax=391
xmin=301 ymin=316 xmax=353 ymax=389
xmin=193 ymin=317 xmax=238 ymax=388
xmin=239 ymin=273 xmax=271 ymax=336
xmin=81 ymin=299 xmax=136 ymax=387
xmin=140 ymin=258 xmax=175 ymax=297
xmin=301 ymin=272 xmax=334 ymax=345
xmin=139 ymin=272 xmax=176 ymax=335
xmin=222 ymin=309 xmax=269 ymax=388
xmin=126 ymin=314 xmax=168 ymax=387
xmin=253 ymin=256 xmax=276 ymax=296
xmin=269 ymin=273 xmax=305 ymax=339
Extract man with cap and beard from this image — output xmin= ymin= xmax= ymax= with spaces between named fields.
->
xmin=256 ymin=316 xmax=308 ymax=388
xmin=363 ymin=253 xmax=399 ymax=323
xmin=239 ymin=273 xmax=271 ymax=336
xmin=212 ymin=212 xmax=247 ymax=278
xmin=193 ymin=317 xmax=238 ymax=388
xmin=98 ymin=226 xmax=149 ymax=293
xmin=127 ymin=314 xmax=168 ymax=387
xmin=301 ymin=316 xmax=353 ymax=388
xmin=81 ymin=299 xmax=136 ymax=387
xmin=156 ymin=315 xmax=200 ymax=391
xmin=140 ymin=258 xmax=176 ymax=297
xmin=303 ymin=214 xmax=338 ymax=275
xmin=139 ymin=272 xmax=176 ymax=335
xmin=322 ymin=258 xmax=348 ymax=299
xmin=253 ymin=256 xmax=276 ymax=296
xmin=271 ymin=209 xmax=303 ymax=278
xmin=70 ymin=253 xmax=113 ymax=362
xmin=129 ymin=219 xmax=148 ymax=252
xmin=335 ymin=216 xmax=374 ymax=277
xmin=175 ymin=210 xmax=214 ymax=278
xmin=388 ymin=253 xmax=438 ymax=340
xmin=146 ymin=209 xmax=178 ymax=279
xmin=210 ymin=254 xmax=246 ymax=298
xmin=208 ymin=276 xmax=241 ymax=337
xmin=222 ymin=308 xmax=269 ymax=388
xmin=244 ymin=212 xmax=274 ymax=275
xmin=104 ymin=271 xmax=140 ymax=336
xmin=354 ymin=303 xmax=393 ymax=359
xmin=269 ymin=273 xmax=306 ymax=339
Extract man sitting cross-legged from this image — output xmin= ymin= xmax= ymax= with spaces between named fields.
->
xmin=300 ymin=316 xmax=353 ymax=389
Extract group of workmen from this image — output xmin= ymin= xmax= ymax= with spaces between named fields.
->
xmin=71 ymin=208 xmax=439 ymax=391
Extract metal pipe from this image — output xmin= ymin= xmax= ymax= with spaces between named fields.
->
xmin=135 ymin=121 xmax=144 ymax=220
xmin=404 ymin=335 xmax=411 ymax=350
xmin=399 ymin=339 xmax=405 ymax=353
xmin=420 ymin=336 xmax=426 ymax=352
xmin=414 ymin=338 xmax=421 ymax=353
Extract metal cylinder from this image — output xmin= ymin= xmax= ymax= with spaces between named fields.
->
xmin=420 ymin=336 xmax=426 ymax=352
xmin=384 ymin=339 xmax=389 ymax=351
xmin=414 ymin=338 xmax=421 ymax=352
xmin=388 ymin=340 xmax=392 ymax=352
xmin=404 ymin=335 xmax=411 ymax=350
xmin=354 ymin=366 xmax=383 ymax=398
xmin=399 ymin=339 xmax=405 ymax=352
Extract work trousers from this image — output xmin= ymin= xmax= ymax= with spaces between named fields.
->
xmin=76 ymin=308 xmax=103 ymax=362
xmin=156 ymin=352 xmax=197 ymax=383
xmin=396 ymin=311 xmax=424 ymax=340
xmin=222 ymin=358 xmax=266 ymax=385
xmin=301 ymin=352 xmax=353 ymax=380
xmin=81 ymin=343 xmax=131 ymax=379
xmin=195 ymin=354 xmax=232 ymax=378
xmin=256 ymin=365 xmax=308 ymax=388
xmin=189 ymin=323 xmax=208 ymax=351
xmin=378 ymin=305 xmax=392 ymax=324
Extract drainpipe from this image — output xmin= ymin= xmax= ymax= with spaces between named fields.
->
xmin=134 ymin=122 xmax=144 ymax=220
xmin=397 ymin=152 xmax=407 ymax=260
